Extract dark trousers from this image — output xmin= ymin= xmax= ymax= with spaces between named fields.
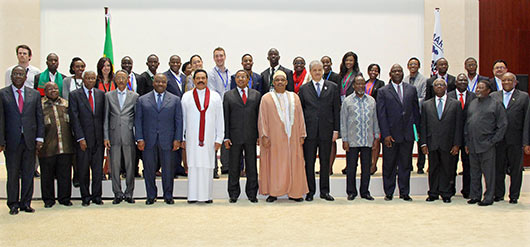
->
xmin=458 ymin=146 xmax=471 ymax=196
xmin=495 ymin=141 xmax=524 ymax=200
xmin=427 ymin=149 xmax=455 ymax=199
xmin=77 ymin=144 xmax=104 ymax=201
xmin=143 ymin=143 xmax=174 ymax=200
xmin=5 ymin=138 xmax=35 ymax=209
xmin=346 ymin=147 xmax=372 ymax=197
xmin=416 ymin=141 xmax=425 ymax=170
xmin=304 ymin=139 xmax=332 ymax=195
xmin=39 ymin=154 xmax=72 ymax=204
xmin=382 ymin=141 xmax=413 ymax=196
xmin=173 ymin=149 xmax=185 ymax=176
xmin=469 ymin=147 xmax=495 ymax=202
xmin=227 ymin=142 xmax=258 ymax=199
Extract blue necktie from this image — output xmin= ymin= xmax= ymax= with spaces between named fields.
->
xmin=118 ymin=92 xmax=125 ymax=110
xmin=437 ymin=98 xmax=443 ymax=119
xmin=157 ymin=93 xmax=162 ymax=111
xmin=316 ymin=82 xmax=321 ymax=97
xmin=504 ymin=92 xmax=510 ymax=108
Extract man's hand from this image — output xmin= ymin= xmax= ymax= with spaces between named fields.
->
xmin=450 ymin=145 xmax=459 ymax=156
xmin=261 ymin=136 xmax=270 ymax=148
xmin=104 ymin=140 xmax=111 ymax=149
xmin=332 ymin=132 xmax=339 ymax=142
xmin=421 ymin=146 xmax=429 ymax=155
xmin=300 ymin=137 xmax=305 ymax=145
xmin=214 ymin=142 xmax=222 ymax=151
xmin=372 ymin=138 xmax=380 ymax=149
xmin=137 ymin=140 xmax=145 ymax=151
xmin=524 ymin=145 xmax=530 ymax=155
xmin=79 ymin=140 xmax=87 ymax=151
xmin=342 ymin=142 xmax=349 ymax=152
xmin=35 ymin=141 xmax=43 ymax=155
xmin=256 ymin=139 xmax=260 ymax=146
xmin=224 ymin=140 xmax=232 ymax=150
xmin=172 ymin=140 xmax=181 ymax=151
xmin=465 ymin=146 xmax=469 ymax=154
xmin=384 ymin=136 xmax=395 ymax=148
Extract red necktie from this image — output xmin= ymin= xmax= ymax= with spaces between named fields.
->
xmin=459 ymin=93 xmax=465 ymax=110
xmin=17 ymin=89 xmax=23 ymax=113
xmin=242 ymin=89 xmax=247 ymax=104
xmin=88 ymin=90 xmax=94 ymax=113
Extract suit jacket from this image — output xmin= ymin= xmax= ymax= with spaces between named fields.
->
xmin=298 ymin=80 xmax=340 ymax=141
xmin=0 ymin=97 xmax=4 ymax=146
xmin=491 ymin=89 xmax=530 ymax=146
xmin=488 ymin=77 xmax=501 ymax=92
xmin=230 ymin=72 xmax=263 ymax=94
xmin=323 ymin=71 xmax=341 ymax=85
xmin=135 ymin=91 xmax=183 ymax=150
xmin=0 ymin=86 xmax=44 ymax=151
xmin=404 ymin=72 xmax=427 ymax=103
xmin=137 ymin=71 xmax=154 ymax=96
xmin=420 ymin=97 xmax=463 ymax=151
xmin=425 ymin=74 xmax=456 ymax=100
xmin=376 ymin=82 xmax=420 ymax=143
xmin=164 ymin=70 xmax=186 ymax=98
xmin=260 ymin=65 xmax=294 ymax=94
xmin=223 ymin=87 xmax=261 ymax=144
xmin=68 ymin=87 xmax=105 ymax=149
xmin=104 ymin=90 xmax=139 ymax=146
xmin=62 ymin=76 xmax=82 ymax=101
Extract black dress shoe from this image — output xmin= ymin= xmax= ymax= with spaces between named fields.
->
xmin=361 ymin=195 xmax=374 ymax=201
xmin=44 ymin=202 xmax=54 ymax=208
xmin=9 ymin=207 xmax=18 ymax=215
xmin=92 ymin=198 xmax=104 ymax=205
xmin=509 ymin=199 xmax=518 ymax=204
xmin=82 ymin=200 xmax=90 ymax=206
xmin=124 ymin=197 xmax=135 ymax=204
xmin=341 ymin=168 xmax=347 ymax=175
xmin=417 ymin=169 xmax=424 ymax=174
xmin=478 ymin=200 xmax=493 ymax=206
xmin=204 ymin=200 xmax=213 ymax=204
xmin=112 ymin=197 xmax=122 ymax=205
xmin=266 ymin=196 xmax=277 ymax=203
xmin=384 ymin=195 xmax=393 ymax=201
xmin=493 ymin=197 xmax=504 ymax=202
xmin=426 ymin=196 xmax=438 ymax=202
xmin=289 ymin=197 xmax=303 ymax=202
xmin=229 ymin=198 xmax=237 ymax=203
xmin=347 ymin=194 xmax=356 ymax=201
xmin=145 ymin=198 xmax=156 ymax=205
xmin=20 ymin=207 xmax=35 ymax=213
xmin=213 ymin=172 xmax=220 ymax=179
xmin=320 ymin=193 xmax=335 ymax=201
xmin=165 ymin=199 xmax=175 ymax=205
xmin=401 ymin=195 xmax=412 ymax=201
xmin=187 ymin=200 xmax=197 ymax=204
xmin=442 ymin=198 xmax=452 ymax=203
xmin=248 ymin=197 xmax=258 ymax=203
xmin=305 ymin=194 xmax=314 ymax=201
xmin=467 ymin=199 xmax=480 ymax=204
xmin=60 ymin=201 xmax=73 ymax=206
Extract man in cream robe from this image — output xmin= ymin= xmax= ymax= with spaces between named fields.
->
xmin=181 ymin=69 xmax=224 ymax=203
xmin=258 ymin=70 xmax=308 ymax=202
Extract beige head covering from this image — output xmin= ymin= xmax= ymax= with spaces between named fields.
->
xmin=273 ymin=70 xmax=287 ymax=80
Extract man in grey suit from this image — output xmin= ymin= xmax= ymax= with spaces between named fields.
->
xmin=403 ymin=57 xmax=427 ymax=174
xmin=465 ymin=80 xmax=507 ymax=206
xmin=0 ymin=65 xmax=44 ymax=215
xmin=135 ymin=73 xmax=183 ymax=205
xmin=420 ymin=78 xmax=463 ymax=203
xmin=491 ymin=72 xmax=529 ymax=204
xmin=104 ymin=70 xmax=139 ymax=204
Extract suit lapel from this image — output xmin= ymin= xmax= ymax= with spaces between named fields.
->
xmin=388 ymin=84 xmax=403 ymax=106
xmin=160 ymin=92 xmax=171 ymax=111
xmin=21 ymin=88 xmax=30 ymax=115
xmin=80 ymin=89 xmax=94 ymax=114
xmin=148 ymin=91 xmax=158 ymax=111
xmin=507 ymin=90 xmax=518 ymax=109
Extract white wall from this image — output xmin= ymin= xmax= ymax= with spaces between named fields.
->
xmin=41 ymin=0 xmax=424 ymax=82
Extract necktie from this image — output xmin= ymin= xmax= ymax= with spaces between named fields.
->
xmin=127 ymin=76 xmax=133 ymax=91
xmin=17 ymin=89 xmax=23 ymax=113
xmin=88 ymin=90 xmax=94 ymax=113
xmin=459 ymin=93 xmax=465 ymax=109
xmin=316 ymin=82 xmax=321 ymax=97
xmin=242 ymin=89 xmax=247 ymax=104
xmin=437 ymin=98 xmax=443 ymax=119
xmin=397 ymin=84 xmax=403 ymax=102
xmin=157 ymin=93 xmax=162 ymax=111
xmin=119 ymin=92 xmax=125 ymax=109
xmin=504 ymin=92 xmax=510 ymax=108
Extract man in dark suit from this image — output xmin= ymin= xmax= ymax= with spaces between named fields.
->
xmin=420 ymin=78 xmax=463 ymax=203
xmin=137 ymin=54 xmax=159 ymax=96
xmin=135 ymin=73 xmax=183 ymax=205
xmin=33 ymin=53 xmax=67 ymax=97
xmin=448 ymin=73 xmax=476 ymax=198
xmin=298 ymin=61 xmax=340 ymax=201
xmin=68 ymin=71 xmax=105 ymax=206
xmin=464 ymin=57 xmax=488 ymax=94
xmin=223 ymin=70 xmax=261 ymax=203
xmin=491 ymin=72 xmax=529 ymax=204
xmin=260 ymin=48 xmax=294 ymax=94
xmin=488 ymin=59 xmax=508 ymax=92
xmin=377 ymin=64 xmax=420 ymax=201
xmin=163 ymin=55 xmax=187 ymax=177
xmin=0 ymin=66 xmax=44 ymax=215
xmin=230 ymin=54 xmax=262 ymax=93
xmin=425 ymin=58 xmax=456 ymax=100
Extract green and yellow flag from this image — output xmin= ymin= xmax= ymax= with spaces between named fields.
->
xmin=103 ymin=7 xmax=114 ymax=65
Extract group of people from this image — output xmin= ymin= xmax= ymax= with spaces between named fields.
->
xmin=1 ymin=44 xmax=526 ymax=216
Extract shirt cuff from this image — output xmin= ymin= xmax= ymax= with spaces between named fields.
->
xmin=77 ymin=138 xmax=85 ymax=142
xmin=36 ymin=138 xmax=44 ymax=143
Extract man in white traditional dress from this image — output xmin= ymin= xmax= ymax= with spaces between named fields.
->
xmin=181 ymin=69 xmax=224 ymax=203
